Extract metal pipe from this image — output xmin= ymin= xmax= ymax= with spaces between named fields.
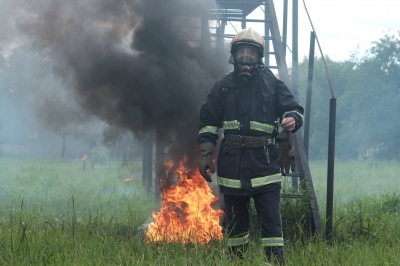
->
xmin=146 ymin=132 xmax=153 ymax=195
xmin=241 ymin=15 xmax=246 ymax=29
xmin=301 ymin=0 xmax=337 ymax=240
xmin=155 ymin=138 xmax=165 ymax=201
xmin=292 ymin=0 xmax=299 ymax=97
xmin=304 ymin=31 xmax=315 ymax=157
xmin=209 ymin=17 xmax=271 ymax=23
xmin=216 ymin=22 xmax=226 ymax=54
xmin=142 ymin=130 xmax=153 ymax=195
xmin=326 ymin=98 xmax=337 ymax=241
xmin=282 ymin=0 xmax=288 ymax=57
xmin=264 ymin=1 xmax=270 ymax=66
xmin=142 ymin=139 xmax=148 ymax=184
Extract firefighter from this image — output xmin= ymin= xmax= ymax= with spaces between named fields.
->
xmin=197 ymin=28 xmax=303 ymax=264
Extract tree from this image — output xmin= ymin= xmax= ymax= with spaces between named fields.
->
xmin=350 ymin=32 xmax=400 ymax=159
xmin=298 ymin=31 xmax=400 ymax=160
xmin=298 ymin=57 xmax=356 ymax=159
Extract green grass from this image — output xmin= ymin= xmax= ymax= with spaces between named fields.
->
xmin=310 ymin=159 xmax=400 ymax=204
xmin=0 ymin=157 xmax=399 ymax=265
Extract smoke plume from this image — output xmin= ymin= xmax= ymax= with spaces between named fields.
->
xmin=13 ymin=0 xmax=229 ymax=161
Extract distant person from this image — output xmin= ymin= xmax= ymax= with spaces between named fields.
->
xmin=197 ymin=28 xmax=303 ymax=264
xmin=81 ymin=152 xmax=88 ymax=170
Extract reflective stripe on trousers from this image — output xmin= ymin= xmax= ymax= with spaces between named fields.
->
xmin=227 ymin=234 xmax=249 ymax=246
xmin=261 ymin=237 xmax=284 ymax=247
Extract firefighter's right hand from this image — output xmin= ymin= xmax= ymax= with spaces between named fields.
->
xmin=198 ymin=142 xmax=215 ymax=182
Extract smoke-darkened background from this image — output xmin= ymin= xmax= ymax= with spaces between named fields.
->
xmin=4 ymin=0 xmax=398 ymax=162
xmin=0 ymin=0 xmax=229 ymax=160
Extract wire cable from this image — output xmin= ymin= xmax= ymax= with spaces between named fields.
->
xmin=302 ymin=0 xmax=335 ymax=99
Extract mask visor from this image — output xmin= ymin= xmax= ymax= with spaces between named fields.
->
xmin=234 ymin=46 xmax=259 ymax=64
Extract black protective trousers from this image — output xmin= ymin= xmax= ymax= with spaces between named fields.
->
xmin=223 ymin=188 xmax=284 ymax=261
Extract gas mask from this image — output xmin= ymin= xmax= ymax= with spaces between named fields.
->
xmin=234 ymin=46 xmax=259 ymax=82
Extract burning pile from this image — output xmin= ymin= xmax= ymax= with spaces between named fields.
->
xmin=145 ymin=156 xmax=223 ymax=245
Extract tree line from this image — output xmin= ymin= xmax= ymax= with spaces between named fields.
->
xmin=297 ymin=31 xmax=400 ymax=160
xmin=1 ymin=32 xmax=400 ymax=160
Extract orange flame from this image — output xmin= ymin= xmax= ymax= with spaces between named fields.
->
xmin=145 ymin=156 xmax=223 ymax=245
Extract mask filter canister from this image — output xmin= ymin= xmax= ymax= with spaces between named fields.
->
xmin=238 ymin=65 xmax=251 ymax=82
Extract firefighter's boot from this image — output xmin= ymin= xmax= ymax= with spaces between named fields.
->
xmin=228 ymin=244 xmax=248 ymax=261
xmin=265 ymin=246 xmax=285 ymax=265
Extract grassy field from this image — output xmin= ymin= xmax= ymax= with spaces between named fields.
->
xmin=0 ymin=157 xmax=399 ymax=265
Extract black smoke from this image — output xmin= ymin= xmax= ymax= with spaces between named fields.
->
xmin=15 ymin=0 xmax=229 ymax=161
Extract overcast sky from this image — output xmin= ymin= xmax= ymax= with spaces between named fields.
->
xmin=225 ymin=0 xmax=399 ymax=62
xmin=2 ymin=0 xmax=398 ymax=62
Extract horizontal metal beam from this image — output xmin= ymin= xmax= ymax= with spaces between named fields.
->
xmin=281 ymin=193 xmax=302 ymax=199
xmin=210 ymin=32 xmax=276 ymax=40
xmin=209 ymin=17 xmax=271 ymax=23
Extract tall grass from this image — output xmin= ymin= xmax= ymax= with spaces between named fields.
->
xmin=0 ymin=157 xmax=399 ymax=265
xmin=310 ymin=159 xmax=400 ymax=205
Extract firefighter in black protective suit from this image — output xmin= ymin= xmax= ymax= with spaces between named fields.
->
xmin=197 ymin=28 xmax=304 ymax=263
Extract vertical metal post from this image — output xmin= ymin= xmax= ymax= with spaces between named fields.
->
xmin=293 ymin=132 xmax=323 ymax=235
xmin=264 ymin=2 xmax=270 ymax=67
xmin=304 ymin=31 xmax=315 ymax=157
xmin=326 ymin=98 xmax=337 ymax=241
xmin=154 ymin=139 xmax=165 ymax=201
xmin=282 ymin=0 xmax=288 ymax=58
xmin=142 ymin=137 xmax=148 ymax=184
xmin=147 ymin=131 xmax=154 ymax=195
xmin=292 ymin=0 xmax=299 ymax=97
xmin=142 ymin=130 xmax=153 ymax=194
xmin=200 ymin=15 xmax=211 ymax=50
xmin=216 ymin=22 xmax=226 ymax=54
xmin=61 ymin=133 xmax=66 ymax=158
xmin=290 ymin=0 xmax=299 ymax=191
xmin=265 ymin=0 xmax=290 ymax=84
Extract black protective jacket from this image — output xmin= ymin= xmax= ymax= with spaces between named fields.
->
xmin=198 ymin=65 xmax=304 ymax=196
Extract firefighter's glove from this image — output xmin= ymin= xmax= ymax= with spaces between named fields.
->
xmin=198 ymin=142 xmax=215 ymax=182
xmin=276 ymin=129 xmax=295 ymax=175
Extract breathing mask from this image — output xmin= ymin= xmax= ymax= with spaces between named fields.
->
xmin=233 ymin=45 xmax=259 ymax=82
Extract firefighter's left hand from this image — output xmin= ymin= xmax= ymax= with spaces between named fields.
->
xmin=276 ymin=129 xmax=296 ymax=175
xmin=281 ymin=117 xmax=295 ymax=132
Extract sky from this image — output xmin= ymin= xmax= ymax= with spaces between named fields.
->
xmin=225 ymin=0 xmax=400 ymax=63
xmin=1 ymin=0 xmax=398 ymax=61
